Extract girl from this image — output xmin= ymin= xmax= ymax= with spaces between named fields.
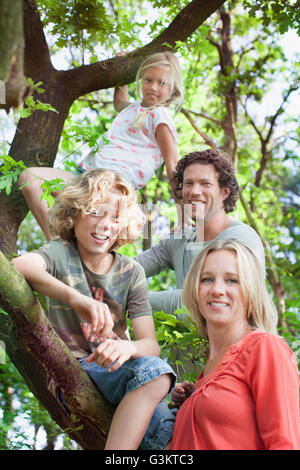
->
xmin=19 ymin=52 xmax=184 ymax=240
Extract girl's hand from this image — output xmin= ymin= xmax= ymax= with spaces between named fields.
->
xmin=171 ymin=381 xmax=195 ymax=407
xmin=69 ymin=293 xmax=114 ymax=337
xmin=86 ymin=339 xmax=137 ymax=372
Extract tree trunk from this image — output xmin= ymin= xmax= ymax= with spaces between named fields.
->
xmin=0 ymin=0 xmax=29 ymax=110
xmin=0 ymin=251 xmax=116 ymax=449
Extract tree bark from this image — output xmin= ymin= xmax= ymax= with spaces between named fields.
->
xmin=0 ymin=0 xmax=29 ymax=110
xmin=0 ymin=251 xmax=115 ymax=449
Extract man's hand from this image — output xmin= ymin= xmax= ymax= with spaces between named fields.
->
xmin=86 ymin=339 xmax=136 ymax=372
xmin=171 ymin=380 xmax=195 ymax=407
xmin=69 ymin=293 xmax=114 ymax=337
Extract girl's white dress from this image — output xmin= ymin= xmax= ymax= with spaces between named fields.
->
xmin=78 ymin=101 xmax=178 ymax=189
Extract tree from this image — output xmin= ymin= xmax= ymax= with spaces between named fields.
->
xmin=0 ymin=0 xmax=30 ymax=111
xmin=1 ymin=0 xmax=299 ymax=449
xmin=0 ymin=0 xmax=227 ymax=449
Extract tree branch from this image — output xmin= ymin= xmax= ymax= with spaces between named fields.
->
xmin=241 ymin=83 xmax=298 ymax=187
xmin=63 ymin=0 xmax=227 ymax=99
xmin=188 ymin=109 xmax=223 ymax=126
xmin=0 ymin=251 xmax=115 ymax=449
xmin=181 ymin=108 xmax=219 ymax=149
xmin=24 ymin=0 xmax=54 ymax=78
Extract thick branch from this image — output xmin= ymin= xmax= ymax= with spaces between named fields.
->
xmin=63 ymin=0 xmax=227 ymax=99
xmin=24 ymin=0 xmax=54 ymax=77
xmin=0 ymin=0 xmax=29 ymax=110
xmin=0 ymin=251 xmax=115 ymax=449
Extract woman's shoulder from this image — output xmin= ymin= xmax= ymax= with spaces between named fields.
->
xmin=244 ymin=329 xmax=285 ymax=344
xmin=240 ymin=330 xmax=296 ymax=365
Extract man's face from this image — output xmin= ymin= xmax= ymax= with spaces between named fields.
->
xmin=182 ymin=163 xmax=230 ymax=222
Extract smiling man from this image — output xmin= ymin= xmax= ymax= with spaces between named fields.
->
xmin=135 ymin=149 xmax=266 ymax=315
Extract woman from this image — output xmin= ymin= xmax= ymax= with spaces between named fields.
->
xmin=171 ymin=239 xmax=300 ymax=450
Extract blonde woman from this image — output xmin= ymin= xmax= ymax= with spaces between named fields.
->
xmin=19 ymin=51 xmax=184 ymax=240
xmin=13 ymin=169 xmax=176 ymax=450
xmin=170 ymin=239 xmax=300 ymax=450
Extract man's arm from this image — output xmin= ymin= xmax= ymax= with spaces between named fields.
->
xmin=134 ymin=238 xmax=174 ymax=278
xmin=149 ymin=289 xmax=184 ymax=316
xmin=12 ymin=253 xmax=114 ymax=336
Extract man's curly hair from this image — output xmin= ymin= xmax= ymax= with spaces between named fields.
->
xmin=171 ymin=149 xmax=240 ymax=213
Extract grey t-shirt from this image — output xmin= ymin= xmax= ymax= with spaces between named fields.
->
xmin=135 ymin=220 xmax=265 ymax=315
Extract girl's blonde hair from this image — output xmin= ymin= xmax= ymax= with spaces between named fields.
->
xmin=48 ymin=169 xmax=146 ymax=248
xmin=182 ymin=239 xmax=278 ymax=338
xmin=136 ymin=51 xmax=184 ymax=108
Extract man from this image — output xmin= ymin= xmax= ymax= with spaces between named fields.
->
xmin=135 ymin=149 xmax=265 ymax=315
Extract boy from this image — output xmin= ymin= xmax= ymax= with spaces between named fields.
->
xmin=13 ymin=169 xmax=176 ymax=450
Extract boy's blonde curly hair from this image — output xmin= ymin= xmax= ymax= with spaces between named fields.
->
xmin=48 ymin=169 xmax=146 ymax=248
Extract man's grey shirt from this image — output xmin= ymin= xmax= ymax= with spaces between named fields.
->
xmin=135 ymin=220 xmax=265 ymax=315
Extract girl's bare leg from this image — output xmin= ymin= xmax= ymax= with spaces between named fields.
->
xmin=105 ymin=374 xmax=171 ymax=450
xmin=18 ymin=167 xmax=75 ymax=241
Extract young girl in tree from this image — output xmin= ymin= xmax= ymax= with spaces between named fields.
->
xmin=19 ymin=52 xmax=184 ymax=240
xmin=13 ymin=169 xmax=177 ymax=450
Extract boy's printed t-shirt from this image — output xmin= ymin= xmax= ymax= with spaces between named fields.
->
xmin=35 ymin=238 xmax=152 ymax=358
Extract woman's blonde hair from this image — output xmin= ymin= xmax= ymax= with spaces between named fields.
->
xmin=136 ymin=51 xmax=184 ymax=108
xmin=48 ymin=169 xmax=146 ymax=248
xmin=182 ymin=239 xmax=278 ymax=337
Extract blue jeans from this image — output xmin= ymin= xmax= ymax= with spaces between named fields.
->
xmin=78 ymin=356 xmax=177 ymax=450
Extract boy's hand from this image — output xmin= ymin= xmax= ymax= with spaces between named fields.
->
xmin=171 ymin=381 xmax=195 ymax=407
xmin=86 ymin=339 xmax=136 ymax=372
xmin=69 ymin=293 xmax=114 ymax=337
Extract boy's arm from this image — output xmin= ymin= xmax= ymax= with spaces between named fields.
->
xmin=12 ymin=253 xmax=114 ymax=336
xmin=114 ymin=85 xmax=131 ymax=112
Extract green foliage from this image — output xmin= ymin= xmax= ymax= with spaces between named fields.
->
xmin=19 ymin=78 xmax=59 ymax=119
xmin=36 ymin=0 xmax=115 ymax=49
xmin=40 ymin=178 xmax=65 ymax=207
xmin=153 ymin=310 xmax=208 ymax=382
xmin=0 ymin=151 xmax=26 ymax=195
xmin=242 ymin=0 xmax=300 ymax=35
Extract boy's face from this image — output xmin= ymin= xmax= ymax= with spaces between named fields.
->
xmin=74 ymin=188 xmax=121 ymax=262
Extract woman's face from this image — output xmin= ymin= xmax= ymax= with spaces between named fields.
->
xmin=197 ymin=249 xmax=248 ymax=331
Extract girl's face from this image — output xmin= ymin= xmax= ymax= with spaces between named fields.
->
xmin=74 ymin=188 xmax=121 ymax=262
xmin=141 ymin=66 xmax=171 ymax=107
xmin=197 ymin=250 xmax=248 ymax=332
